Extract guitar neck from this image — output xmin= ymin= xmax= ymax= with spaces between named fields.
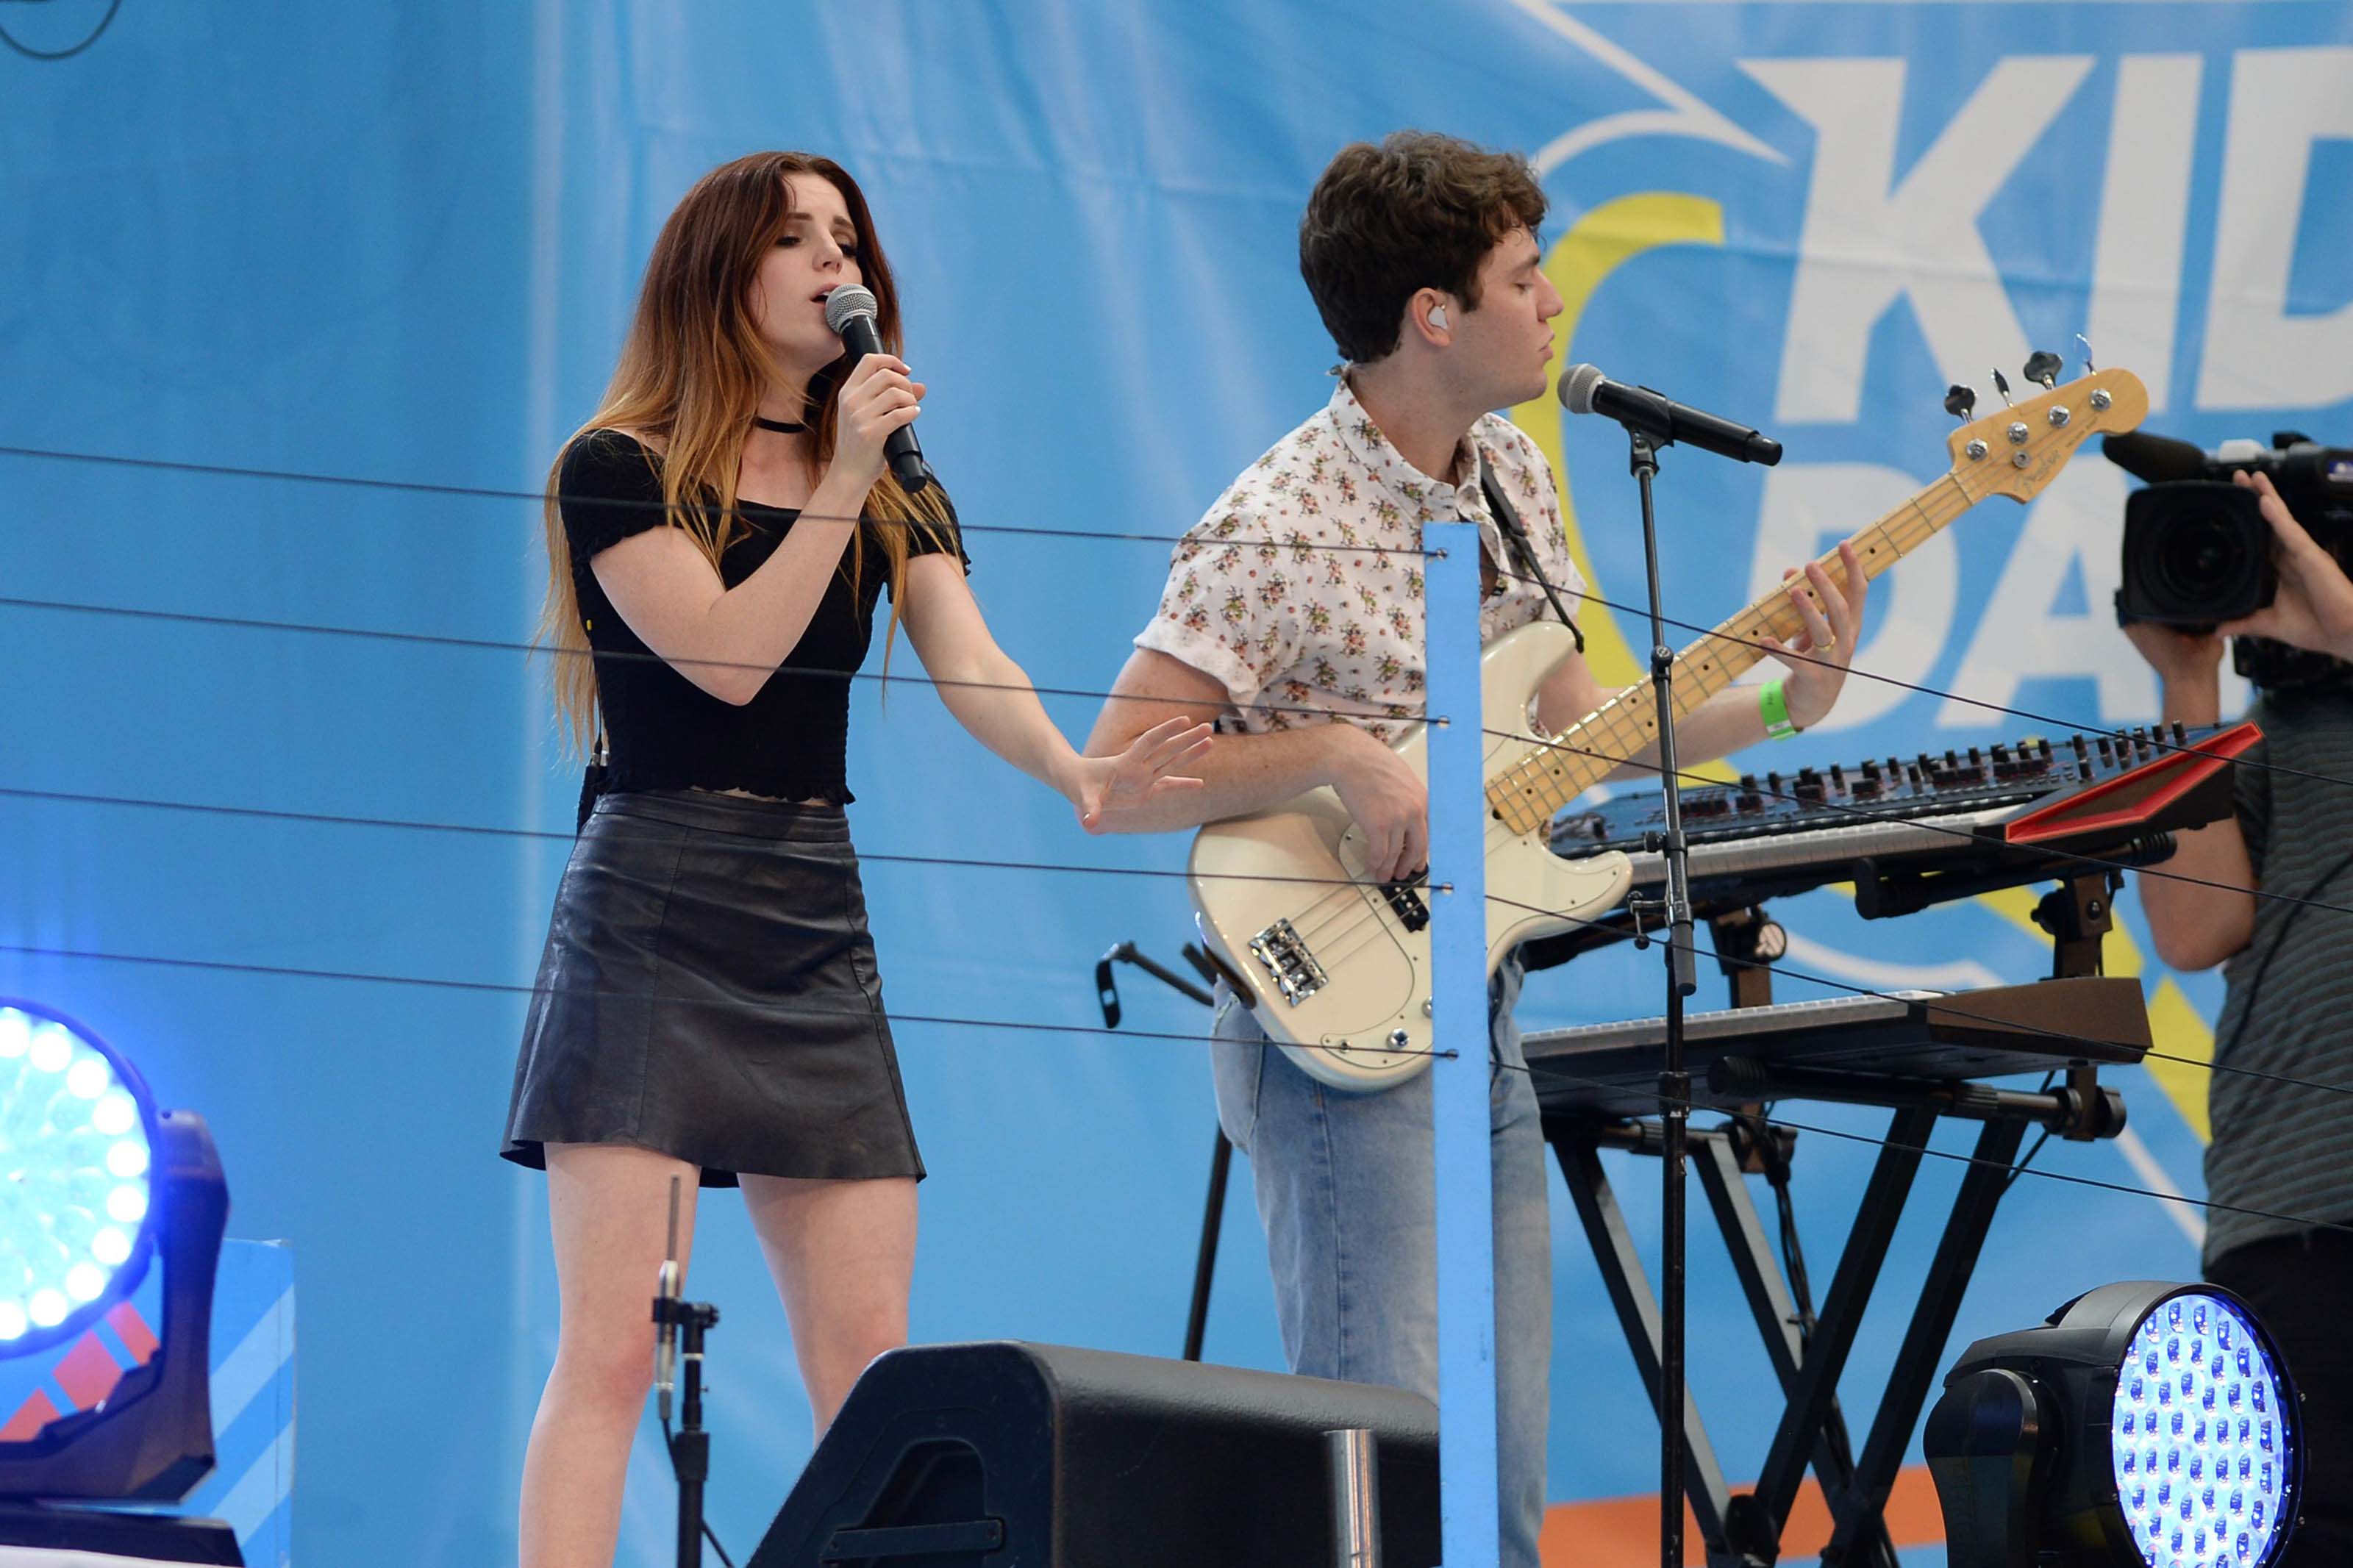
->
xmin=1489 ymin=469 xmax=1980 ymax=834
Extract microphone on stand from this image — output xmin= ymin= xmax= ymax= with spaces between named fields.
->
xmin=654 ymin=1175 xmax=682 ymax=1423
xmin=1559 ymin=362 xmax=1782 ymax=466
xmin=823 ymin=284 xmax=933 ymax=493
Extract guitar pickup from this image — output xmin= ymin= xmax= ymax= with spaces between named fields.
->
xmin=1248 ymin=918 xmax=1329 ymax=1005
xmin=1381 ymin=879 xmax=1430 ymax=933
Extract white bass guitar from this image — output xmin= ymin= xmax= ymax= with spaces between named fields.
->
xmin=1187 ymin=367 xmax=2147 ymax=1090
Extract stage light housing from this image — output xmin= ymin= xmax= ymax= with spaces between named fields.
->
xmin=0 ymin=998 xmax=228 ymax=1517
xmin=0 ymin=1003 xmax=162 ymax=1360
xmin=1927 ymin=1280 xmax=2300 ymax=1568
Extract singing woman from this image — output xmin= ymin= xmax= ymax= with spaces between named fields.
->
xmin=500 ymin=151 xmax=1209 ymax=1567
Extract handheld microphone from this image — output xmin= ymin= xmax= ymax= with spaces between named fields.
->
xmin=1558 ymin=363 xmax=1782 ymax=466
xmin=654 ymin=1176 xmax=682 ymax=1422
xmin=822 ymin=284 xmax=932 ymax=493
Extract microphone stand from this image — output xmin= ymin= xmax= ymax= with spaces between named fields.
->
xmin=654 ymin=1176 xmax=724 ymax=1568
xmin=1627 ymin=427 xmax=1699 ymax=1568
xmin=657 ymin=1290 xmax=724 ymax=1568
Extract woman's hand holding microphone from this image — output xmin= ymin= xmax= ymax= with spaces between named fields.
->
xmin=829 ymin=354 xmax=924 ymax=492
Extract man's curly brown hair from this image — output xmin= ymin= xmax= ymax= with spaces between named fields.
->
xmin=1299 ymin=131 xmax=1547 ymax=365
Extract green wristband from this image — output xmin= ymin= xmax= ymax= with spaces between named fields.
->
xmin=1760 ymin=678 xmax=1800 ymax=740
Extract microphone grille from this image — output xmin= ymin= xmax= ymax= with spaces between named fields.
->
xmin=1559 ymin=362 xmax=1607 ymax=415
xmin=823 ymin=284 xmax=879 ymax=335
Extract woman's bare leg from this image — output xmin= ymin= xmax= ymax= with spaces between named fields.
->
xmin=520 ymin=1144 xmax=701 ymax=1568
xmin=739 ymin=1175 xmax=917 ymax=1436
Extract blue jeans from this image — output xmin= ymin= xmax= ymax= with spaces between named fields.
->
xmin=1211 ymin=962 xmax=1551 ymax=1568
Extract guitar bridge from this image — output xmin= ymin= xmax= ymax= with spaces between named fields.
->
xmin=1248 ymin=918 xmax=1329 ymax=1005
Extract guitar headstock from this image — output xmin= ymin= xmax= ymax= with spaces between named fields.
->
xmin=1946 ymin=365 xmax=2147 ymax=503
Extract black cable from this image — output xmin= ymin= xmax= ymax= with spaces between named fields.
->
xmin=9 ymin=756 xmax=2353 ymax=1094
xmin=3 ymin=911 xmax=2330 ymax=1235
xmin=13 ymin=741 xmax=2353 ymax=1035
xmin=0 ymin=939 xmax=1461 ymax=1065
xmin=2 ymin=571 xmax=2341 ymax=808
xmin=0 ymin=0 xmax=119 ymax=61
xmin=1 ymin=922 xmax=2326 ymax=1234
xmin=2002 ymin=1074 xmax=2060 ymax=1193
xmin=0 ymin=441 xmax=1435 ymax=556
xmin=7 ymin=511 xmax=2352 ymax=1078
xmin=6 ymin=767 xmax=2339 ymax=1098
xmin=0 ymin=591 xmax=1407 ymax=729
xmin=4 ymin=430 xmax=2345 ymax=799
xmin=0 ymin=582 xmax=2335 ymax=918
xmin=0 ymin=783 xmax=1395 ymax=892
xmin=4 ymin=427 xmax=2340 ymax=797
xmin=4 ymin=663 xmax=2350 ymax=1089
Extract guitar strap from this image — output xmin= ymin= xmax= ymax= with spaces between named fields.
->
xmin=1478 ymin=449 xmax=1584 ymax=654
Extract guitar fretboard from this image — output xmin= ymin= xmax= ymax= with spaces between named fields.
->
xmin=1488 ymin=469 xmax=1985 ymax=836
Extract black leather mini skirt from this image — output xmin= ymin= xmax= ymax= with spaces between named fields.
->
xmin=500 ymin=789 xmax=924 ymax=1187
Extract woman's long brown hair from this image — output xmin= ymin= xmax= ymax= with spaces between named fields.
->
xmin=538 ymin=151 xmax=954 ymax=754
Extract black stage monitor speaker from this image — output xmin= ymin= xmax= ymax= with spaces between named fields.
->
xmin=749 ymin=1340 xmax=1440 ymax=1567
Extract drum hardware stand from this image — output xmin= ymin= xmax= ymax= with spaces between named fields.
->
xmin=1094 ymin=939 xmax=1233 ymax=1361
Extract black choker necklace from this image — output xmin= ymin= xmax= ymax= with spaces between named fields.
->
xmin=752 ymin=414 xmax=807 ymax=434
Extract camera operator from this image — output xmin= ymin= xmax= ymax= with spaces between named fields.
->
xmin=2127 ymin=469 xmax=2353 ymax=1564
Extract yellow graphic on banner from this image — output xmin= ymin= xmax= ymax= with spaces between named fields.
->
xmin=1973 ymin=885 xmax=2215 ymax=1141
xmin=2141 ymin=978 xmax=2216 ymax=1144
xmin=1510 ymin=190 xmax=1725 ymax=694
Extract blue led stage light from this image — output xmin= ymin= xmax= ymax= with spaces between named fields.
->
xmin=2112 ymin=1292 xmax=2294 ymax=1567
xmin=0 ymin=999 xmax=235 ymax=1563
xmin=0 ymin=1004 xmax=160 ymax=1358
xmin=1927 ymin=1281 xmax=2300 ymax=1568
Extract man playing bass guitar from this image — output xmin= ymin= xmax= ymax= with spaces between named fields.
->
xmin=1085 ymin=131 xmax=1866 ymax=1565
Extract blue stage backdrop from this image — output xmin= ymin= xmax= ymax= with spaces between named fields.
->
xmin=3 ymin=4 xmax=2349 ymax=1564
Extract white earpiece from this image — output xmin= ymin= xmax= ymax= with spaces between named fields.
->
xmin=1429 ymin=304 xmax=1449 ymax=332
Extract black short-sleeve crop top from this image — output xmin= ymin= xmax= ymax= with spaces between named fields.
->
xmin=560 ymin=429 xmax=966 ymax=809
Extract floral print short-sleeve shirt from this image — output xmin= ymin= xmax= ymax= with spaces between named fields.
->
xmin=1135 ymin=376 xmax=1585 ymax=742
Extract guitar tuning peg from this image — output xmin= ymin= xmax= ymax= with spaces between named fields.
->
xmin=2023 ymin=350 xmax=2063 ymax=390
xmin=1943 ymin=384 xmax=1978 ymax=422
xmin=1991 ymin=368 xmax=2013 ymax=407
xmin=2075 ymin=333 xmax=2097 ymax=373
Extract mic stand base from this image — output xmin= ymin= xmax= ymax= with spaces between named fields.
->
xmin=1628 ymin=427 xmax=1698 ymax=1568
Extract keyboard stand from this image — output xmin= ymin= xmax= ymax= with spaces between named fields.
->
xmin=1549 ymin=1104 xmax=2043 ymax=1567
xmin=1541 ymin=874 xmax=2135 ymax=1567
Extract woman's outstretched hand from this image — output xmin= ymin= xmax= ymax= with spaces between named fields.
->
xmin=1069 ymin=715 xmax=1213 ymax=833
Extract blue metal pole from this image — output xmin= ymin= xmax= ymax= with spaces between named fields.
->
xmin=1424 ymin=518 xmax=1498 ymax=1568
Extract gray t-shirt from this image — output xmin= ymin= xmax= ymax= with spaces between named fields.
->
xmin=2202 ymin=684 xmax=2353 ymax=1264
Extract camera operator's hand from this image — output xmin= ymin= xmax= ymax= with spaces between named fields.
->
xmin=2122 ymin=620 xmax=2224 ymax=725
xmin=2216 ymin=470 xmax=2353 ymax=662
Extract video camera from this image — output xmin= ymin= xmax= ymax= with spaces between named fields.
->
xmin=2108 ymin=429 xmax=2353 ymax=688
